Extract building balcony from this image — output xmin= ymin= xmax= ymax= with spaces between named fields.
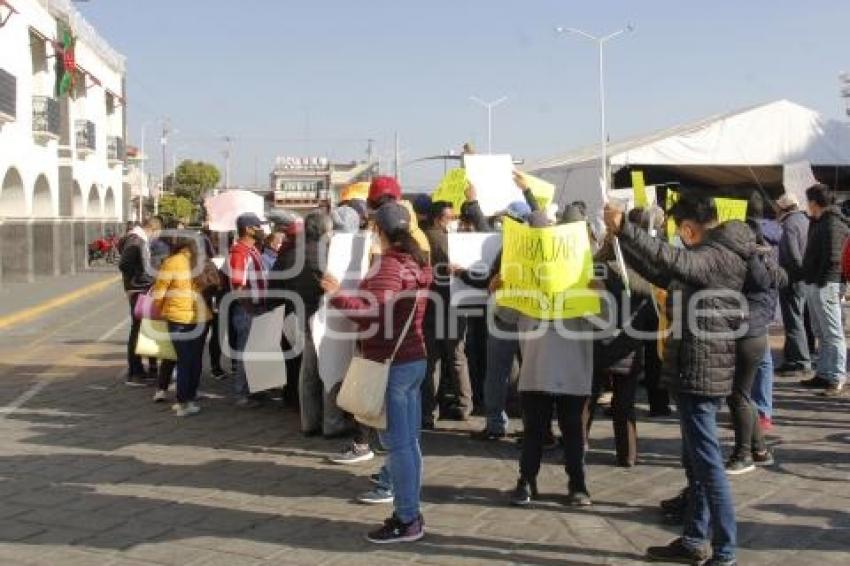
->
xmin=107 ymin=136 xmax=124 ymax=166
xmin=32 ymin=96 xmax=60 ymax=143
xmin=0 ymin=69 xmax=15 ymax=126
xmin=75 ymin=120 xmax=96 ymax=157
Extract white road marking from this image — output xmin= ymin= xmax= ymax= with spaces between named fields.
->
xmin=0 ymin=318 xmax=129 ymax=418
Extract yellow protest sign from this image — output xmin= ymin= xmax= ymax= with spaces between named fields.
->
xmin=714 ymin=198 xmax=748 ymax=223
xmin=497 ymin=218 xmax=600 ymax=320
xmin=665 ymin=190 xmax=679 ymax=239
xmin=431 ymin=168 xmax=468 ymax=213
xmin=341 ymin=182 xmax=370 ymax=202
xmin=516 ymin=171 xmax=555 ymax=210
xmin=631 ymin=170 xmax=648 ymax=208
xmin=665 ymin=192 xmax=747 ymax=238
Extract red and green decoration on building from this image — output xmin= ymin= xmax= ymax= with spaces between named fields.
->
xmin=55 ymin=26 xmax=76 ymax=97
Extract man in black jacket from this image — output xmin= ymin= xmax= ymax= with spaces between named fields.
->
xmin=605 ymin=195 xmax=752 ymax=566
xmin=800 ymin=184 xmax=849 ymax=395
xmin=118 ymin=216 xmax=163 ymax=386
xmin=776 ymin=193 xmax=812 ymax=374
xmin=423 ymin=200 xmax=473 ymax=423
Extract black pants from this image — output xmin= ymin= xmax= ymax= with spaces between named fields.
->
xmin=208 ymin=310 xmax=224 ymax=373
xmin=643 ymin=339 xmax=670 ymax=413
xmin=423 ymin=308 xmax=472 ymax=419
xmin=727 ymin=334 xmax=768 ymax=456
xmin=520 ymin=392 xmax=588 ymax=493
xmin=465 ymin=314 xmax=488 ymax=411
xmin=127 ymin=293 xmax=157 ymax=378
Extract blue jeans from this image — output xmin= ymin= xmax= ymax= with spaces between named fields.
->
xmin=779 ymin=281 xmax=811 ymax=369
xmin=231 ymin=303 xmax=253 ymax=397
xmin=805 ymin=283 xmax=847 ymax=384
xmin=378 ymin=359 xmax=427 ymax=524
xmin=678 ymin=393 xmax=737 ymax=562
xmin=752 ymin=342 xmax=774 ymax=418
xmin=169 ymin=322 xmax=206 ymax=403
xmin=485 ymin=319 xmax=518 ymax=434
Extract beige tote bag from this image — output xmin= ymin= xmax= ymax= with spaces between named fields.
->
xmin=336 ymin=297 xmax=419 ymax=430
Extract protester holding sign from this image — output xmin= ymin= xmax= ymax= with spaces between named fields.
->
xmin=505 ymin=211 xmax=596 ymax=508
xmin=605 ymin=195 xmax=754 ymax=566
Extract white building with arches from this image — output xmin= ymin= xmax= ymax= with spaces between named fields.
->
xmin=0 ymin=0 xmax=126 ymax=282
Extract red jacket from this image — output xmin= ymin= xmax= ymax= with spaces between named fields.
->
xmin=331 ymin=249 xmax=432 ymax=363
xmin=228 ymin=240 xmax=267 ymax=305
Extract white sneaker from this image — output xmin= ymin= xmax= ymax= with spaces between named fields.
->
xmin=153 ymin=390 xmax=168 ymax=403
xmin=174 ymin=403 xmax=201 ymax=417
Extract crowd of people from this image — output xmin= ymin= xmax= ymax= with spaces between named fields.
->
xmin=118 ymin=172 xmax=849 ymax=563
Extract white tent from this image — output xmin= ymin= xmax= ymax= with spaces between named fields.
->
xmin=528 ymin=100 xmax=850 ymax=214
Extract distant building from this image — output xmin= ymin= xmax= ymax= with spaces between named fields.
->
xmin=269 ymin=156 xmax=378 ymax=212
xmin=0 ymin=0 xmax=127 ymax=282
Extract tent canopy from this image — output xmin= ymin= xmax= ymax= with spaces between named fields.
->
xmin=529 ymin=100 xmax=850 ymax=212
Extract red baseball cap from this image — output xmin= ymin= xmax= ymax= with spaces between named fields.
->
xmin=368 ymin=176 xmax=402 ymax=207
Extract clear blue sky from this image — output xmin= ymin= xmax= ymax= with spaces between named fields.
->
xmin=79 ymin=0 xmax=850 ymax=192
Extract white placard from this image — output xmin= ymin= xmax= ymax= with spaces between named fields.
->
xmin=463 ymin=154 xmax=518 ymax=216
xmin=245 ymin=306 xmax=287 ymax=393
xmin=448 ymin=233 xmax=502 ymax=306
xmin=205 ymin=190 xmax=266 ymax=232
xmin=609 ymin=186 xmax=659 ymax=212
xmin=312 ymin=233 xmax=372 ymax=392
xmin=783 ymin=161 xmax=818 ymax=207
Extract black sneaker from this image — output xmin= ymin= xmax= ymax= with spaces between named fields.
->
xmin=125 ymin=375 xmax=148 ymax=387
xmin=210 ymin=368 xmax=228 ymax=381
xmin=566 ymin=490 xmax=592 ymax=507
xmin=726 ymin=454 xmax=756 ymax=476
xmin=776 ymin=363 xmax=809 ymax=376
xmin=366 ymin=514 xmax=424 ymax=544
xmin=820 ymin=382 xmax=846 ymax=397
xmin=646 ymin=537 xmax=710 ymax=564
xmin=510 ymin=478 xmax=538 ymax=506
xmin=660 ymin=488 xmax=688 ymax=514
xmin=752 ymin=449 xmax=775 ymax=467
xmin=799 ymin=375 xmax=832 ymax=389
xmin=470 ymin=428 xmax=507 ymax=441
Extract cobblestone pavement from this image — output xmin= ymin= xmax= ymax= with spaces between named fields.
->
xmin=0 ymin=282 xmax=848 ymax=564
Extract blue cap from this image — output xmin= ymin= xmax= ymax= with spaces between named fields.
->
xmin=505 ymin=201 xmax=532 ymax=221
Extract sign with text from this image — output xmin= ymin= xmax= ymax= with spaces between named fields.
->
xmin=515 ymin=171 xmax=555 ymax=210
xmin=714 ymin=197 xmax=748 ymax=223
xmin=497 ymin=218 xmax=600 ymax=320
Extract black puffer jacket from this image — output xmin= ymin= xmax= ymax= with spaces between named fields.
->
xmin=268 ymin=239 xmax=327 ymax=320
xmin=118 ymin=233 xmax=153 ymax=292
xmin=802 ymin=206 xmax=850 ymax=287
xmin=617 ymin=220 xmax=754 ymax=398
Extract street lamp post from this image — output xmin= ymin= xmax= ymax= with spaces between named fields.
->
xmin=556 ymin=24 xmax=634 ymax=295
xmin=555 ymin=25 xmax=633 ymax=191
xmin=469 ymin=95 xmax=508 ymax=154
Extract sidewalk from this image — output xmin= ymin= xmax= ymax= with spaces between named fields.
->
xmin=0 ymin=267 xmax=121 ymax=320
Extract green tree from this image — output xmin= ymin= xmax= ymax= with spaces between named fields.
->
xmin=169 ymin=160 xmax=221 ymax=202
xmin=158 ymin=194 xmax=195 ymax=224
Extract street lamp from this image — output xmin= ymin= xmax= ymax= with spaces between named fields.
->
xmin=555 ymin=24 xmax=634 ymax=191
xmin=469 ymin=95 xmax=508 ymax=154
xmin=138 ymin=121 xmax=155 ymax=221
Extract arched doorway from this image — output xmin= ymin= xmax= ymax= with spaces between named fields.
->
xmin=104 ymin=187 xmax=116 ymax=218
xmin=32 ymin=174 xmax=53 ymax=217
xmin=0 ymin=168 xmax=26 ymax=217
xmin=87 ymin=185 xmax=102 ymax=218
xmin=72 ymin=181 xmax=84 ymax=218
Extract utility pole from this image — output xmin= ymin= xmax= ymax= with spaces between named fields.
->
xmin=158 ymin=118 xmax=170 ymax=216
xmin=222 ymin=136 xmax=233 ymax=190
xmin=366 ymin=138 xmax=375 ymax=164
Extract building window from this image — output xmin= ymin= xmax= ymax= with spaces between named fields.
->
xmin=106 ymin=92 xmax=114 ymax=115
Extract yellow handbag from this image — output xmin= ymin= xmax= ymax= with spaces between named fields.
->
xmin=135 ymin=319 xmax=177 ymax=361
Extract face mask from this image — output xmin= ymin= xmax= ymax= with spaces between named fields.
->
xmin=671 ymin=235 xmax=685 ymax=248
xmin=447 ymin=220 xmax=460 ymax=233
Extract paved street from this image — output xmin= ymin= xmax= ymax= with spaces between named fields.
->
xmin=0 ymin=274 xmax=848 ymax=565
